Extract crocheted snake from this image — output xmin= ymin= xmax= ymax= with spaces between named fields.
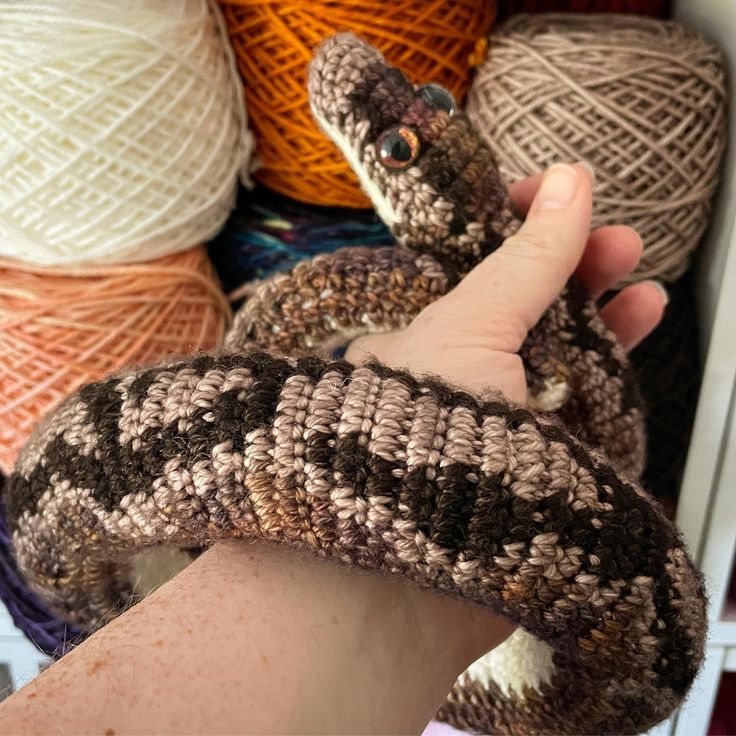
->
xmin=5 ymin=34 xmax=704 ymax=736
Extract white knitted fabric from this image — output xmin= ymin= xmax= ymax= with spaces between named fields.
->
xmin=466 ymin=629 xmax=555 ymax=698
xmin=0 ymin=0 xmax=254 ymax=266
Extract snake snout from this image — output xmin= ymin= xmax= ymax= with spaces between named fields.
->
xmin=308 ymin=32 xmax=385 ymax=127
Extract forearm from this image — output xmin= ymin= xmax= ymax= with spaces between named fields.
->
xmin=0 ymin=541 xmax=513 ymax=735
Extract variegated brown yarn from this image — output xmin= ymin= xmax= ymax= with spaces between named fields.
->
xmin=5 ymin=33 xmax=705 ymax=736
xmin=224 ymin=246 xmax=450 ymax=354
xmin=7 ymin=351 xmax=704 ymax=734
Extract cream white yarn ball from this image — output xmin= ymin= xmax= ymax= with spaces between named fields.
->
xmin=0 ymin=0 xmax=254 ymax=266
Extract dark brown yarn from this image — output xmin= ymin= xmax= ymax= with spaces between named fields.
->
xmin=630 ymin=270 xmax=701 ymax=514
xmin=499 ymin=0 xmax=671 ymax=17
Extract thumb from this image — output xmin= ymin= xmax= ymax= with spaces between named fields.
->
xmin=443 ymin=163 xmax=593 ymax=348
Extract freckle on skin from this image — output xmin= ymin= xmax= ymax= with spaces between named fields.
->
xmin=155 ymin=639 xmax=164 ymax=647
xmin=87 ymin=659 xmax=105 ymax=676
xmin=27 ymin=692 xmax=37 ymax=700
xmin=105 ymin=729 xmax=115 ymax=736
xmin=260 ymin=654 xmax=268 ymax=666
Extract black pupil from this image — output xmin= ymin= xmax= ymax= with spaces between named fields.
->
xmin=418 ymin=83 xmax=455 ymax=114
xmin=387 ymin=135 xmax=412 ymax=162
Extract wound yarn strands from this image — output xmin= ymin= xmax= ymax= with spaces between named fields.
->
xmin=467 ymin=14 xmax=726 ymax=284
xmin=499 ymin=0 xmax=670 ymax=16
xmin=0 ymin=0 xmax=253 ymax=266
xmin=217 ymin=0 xmax=497 ymax=208
xmin=0 ymin=248 xmax=231 ymax=474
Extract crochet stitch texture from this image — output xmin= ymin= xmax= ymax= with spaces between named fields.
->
xmin=6 ymin=34 xmax=705 ymax=736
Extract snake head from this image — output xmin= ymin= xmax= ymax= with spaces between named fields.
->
xmin=308 ymin=32 xmax=517 ymax=271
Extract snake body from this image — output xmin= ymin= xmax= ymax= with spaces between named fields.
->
xmin=6 ymin=34 xmax=704 ymax=735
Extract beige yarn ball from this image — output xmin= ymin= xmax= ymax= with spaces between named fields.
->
xmin=0 ymin=0 xmax=254 ymax=267
xmin=467 ymin=14 xmax=727 ymax=284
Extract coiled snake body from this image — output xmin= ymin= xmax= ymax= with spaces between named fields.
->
xmin=6 ymin=34 xmax=704 ymax=735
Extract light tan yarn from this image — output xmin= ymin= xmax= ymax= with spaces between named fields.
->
xmin=467 ymin=13 xmax=727 ymax=283
xmin=0 ymin=0 xmax=254 ymax=267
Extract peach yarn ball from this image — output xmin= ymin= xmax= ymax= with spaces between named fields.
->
xmin=218 ymin=0 xmax=498 ymax=208
xmin=0 ymin=247 xmax=231 ymax=474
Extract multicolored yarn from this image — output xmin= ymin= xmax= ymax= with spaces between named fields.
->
xmin=208 ymin=187 xmax=391 ymax=299
xmin=5 ymin=34 xmax=706 ymax=735
xmin=7 ymin=351 xmax=705 ymax=734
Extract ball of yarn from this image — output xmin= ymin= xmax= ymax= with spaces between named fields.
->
xmin=467 ymin=14 xmax=726 ymax=283
xmin=0 ymin=0 xmax=254 ymax=267
xmin=218 ymin=0 xmax=498 ymax=208
xmin=0 ymin=247 xmax=231 ymax=474
xmin=499 ymin=0 xmax=670 ymax=16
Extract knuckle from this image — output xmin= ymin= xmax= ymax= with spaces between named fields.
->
xmin=506 ymin=227 xmax=559 ymax=259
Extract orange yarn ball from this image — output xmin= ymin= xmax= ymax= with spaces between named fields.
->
xmin=219 ymin=0 xmax=498 ymax=207
xmin=0 ymin=247 xmax=231 ymax=474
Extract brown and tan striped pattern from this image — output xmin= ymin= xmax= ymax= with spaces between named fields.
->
xmin=7 ymin=351 xmax=704 ymax=734
xmin=5 ymin=34 xmax=704 ymax=735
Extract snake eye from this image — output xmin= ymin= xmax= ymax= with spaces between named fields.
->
xmin=376 ymin=125 xmax=420 ymax=169
xmin=417 ymin=83 xmax=457 ymax=115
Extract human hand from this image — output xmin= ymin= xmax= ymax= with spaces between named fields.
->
xmin=346 ymin=163 xmax=667 ymax=403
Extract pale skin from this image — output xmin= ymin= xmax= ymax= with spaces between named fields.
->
xmin=0 ymin=164 xmax=666 ymax=735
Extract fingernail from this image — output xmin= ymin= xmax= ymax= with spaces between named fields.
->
xmin=577 ymin=160 xmax=595 ymax=181
xmin=536 ymin=164 xmax=580 ymax=210
xmin=644 ymin=280 xmax=669 ymax=305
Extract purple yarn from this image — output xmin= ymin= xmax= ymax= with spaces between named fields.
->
xmin=0 ymin=481 xmax=84 ymax=658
